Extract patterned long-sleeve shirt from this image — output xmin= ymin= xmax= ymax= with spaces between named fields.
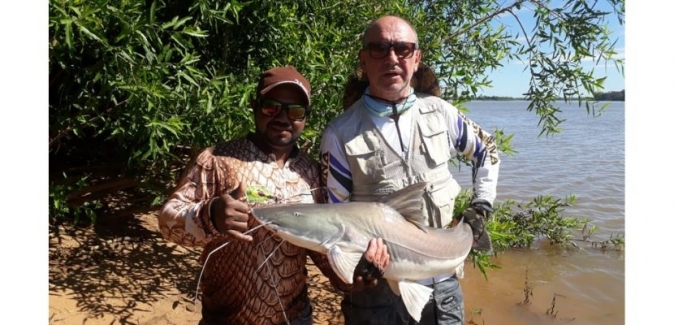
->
xmin=158 ymin=135 xmax=347 ymax=325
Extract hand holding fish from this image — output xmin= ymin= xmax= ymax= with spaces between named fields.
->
xmin=365 ymin=238 xmax=390 ymax=271
xmin=459 ymin=200 xmax=494 ymax=252
xmin=210 ymin=183 xmax=253 ymax=242
xmin=352 ymin=238 xmax=390 ymax=292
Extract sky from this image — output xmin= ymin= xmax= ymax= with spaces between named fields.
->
xmin=0 ymin=1 xmax=669 ymax=324
xmin=477 ymin=1 xmax=625 ymax=97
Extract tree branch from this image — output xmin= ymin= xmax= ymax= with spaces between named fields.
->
xmin=445 ymin=0 xmax=526 ymax=41
xmin=49 ymin=99 xmax=127 ymax=149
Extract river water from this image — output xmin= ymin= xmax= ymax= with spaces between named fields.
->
xmin=450 ymin=100 xmax=625 ymax=325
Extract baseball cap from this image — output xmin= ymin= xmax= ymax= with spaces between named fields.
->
xmin=257 ymin=66 xmax=312 ymax=105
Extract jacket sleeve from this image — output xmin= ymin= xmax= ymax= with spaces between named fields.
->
xmin=157 ymin=147 xmax=230 ymax=247
xmin=444 ymin=102 xmax=500 ymax=205
xmin=313 ymin=129 xmax=354 ymax=291
xmin=319 ymin=125 xmax=353 ymax=203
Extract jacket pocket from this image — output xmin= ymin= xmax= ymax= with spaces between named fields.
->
xmin=425 ymin=178 xmax=461 ymax=227
xmin=344 ymin=131 xmax=387 ymax=183
xmin=419 ymin=118 xmax=452 ymax=167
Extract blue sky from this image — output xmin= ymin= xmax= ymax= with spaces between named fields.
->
xmin=477 ymin=1 xmax=625 ymax=97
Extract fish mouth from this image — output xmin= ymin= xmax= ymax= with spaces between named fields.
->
xmin=252 ymin=216 xmax=277 ymax=230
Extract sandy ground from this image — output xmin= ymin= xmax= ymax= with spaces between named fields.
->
xmin=49 ymin=212 xmax=354 ymax=325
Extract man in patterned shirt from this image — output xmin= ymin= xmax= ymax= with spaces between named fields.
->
xmin=158 ymin=66 xmax=389 ymax=325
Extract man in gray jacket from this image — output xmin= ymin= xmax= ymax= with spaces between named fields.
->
xmin=320 ymin=15 xmax=500 ymax=325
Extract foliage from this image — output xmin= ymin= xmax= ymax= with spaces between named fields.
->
xmin=492 ymin=195 xmax=589 ymax=247
xmin=513 ymin=0 xmax=625 ymax=136
xmin=49 ymin=0 xmax=624 ymax=223
xmin=457 ymin=187 xmax=625 ymax=279
xmin=50 ymin=172 xmax=102 ymax=225
xmin=455 ymin=190 xmax=600 ymax=279
xmin=49 ymin=0 xmax=256 ymax=222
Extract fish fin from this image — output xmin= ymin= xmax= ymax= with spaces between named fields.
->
xmin=387 ymin=279 xmax=401 ymax=295
xmin=379 ymin=182 xmax=429 ymax=233
xmin=398 ymin=280 xmax=433 ymax=322
xmin=326 ymin=245 xmax=361 ymax=285
xmin=455 ymin=261 xmax=465 ymax=279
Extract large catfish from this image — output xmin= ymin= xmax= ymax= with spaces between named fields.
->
xmin=250 ymin=182 xmax=474 ymax=322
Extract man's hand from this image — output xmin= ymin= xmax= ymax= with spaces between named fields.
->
xmin=460 ymin=200 xmax=494 ymax=252
xmin=210 ymin=183 xmax=253 ymax=242
xmin=352 ymin=238 xmax=390 ymax=292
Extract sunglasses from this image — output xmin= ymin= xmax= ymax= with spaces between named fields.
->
xmin=258 ymin=98 xmax=309 ymax=121
xmin=364 ymin=41 xmax=418 ymax=59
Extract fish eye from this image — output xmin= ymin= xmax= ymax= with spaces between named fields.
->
xmin=293 ymin=212 xmax=301 ymax=217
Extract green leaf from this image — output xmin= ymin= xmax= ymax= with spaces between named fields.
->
xmin=150 ymin=1 xmax=157 ymax=24
xmin=65 ymin=21 xmax=73 ymax=49
xmin=76 ymin=23 xmax=108 ymax=45
xmin=183 ymin=29 xmax=209 ymax=38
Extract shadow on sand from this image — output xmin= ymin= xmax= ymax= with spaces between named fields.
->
xmin=49 ymin=212 xmax=202 ymax=324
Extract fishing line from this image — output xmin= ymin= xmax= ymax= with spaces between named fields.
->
xmin=193 ymin=222 xmax=269 ymax=305
xmin=264 ymin=256 xmax=291 ymax=325
xmin=253 ymin=233 xmax=291 ymax=324
xmin=270 ymin=187 xmax=325 ymax=205
xmin=255 ymin=238 xmax=286 ymax=274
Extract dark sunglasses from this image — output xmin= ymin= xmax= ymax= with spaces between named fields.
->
xmin=364 ymin=41 xmax=418 ymax=59
xmin=257 ymin=98 xmax=309 ymax=121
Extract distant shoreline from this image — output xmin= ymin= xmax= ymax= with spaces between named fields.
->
xmin=474 ymin=89 xmax=625 ymax=101
xmin=471 ymin=97 xmax=625 ymax=102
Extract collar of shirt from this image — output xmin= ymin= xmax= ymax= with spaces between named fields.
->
xmin=363 ymin=87 xmax=417 ymax=117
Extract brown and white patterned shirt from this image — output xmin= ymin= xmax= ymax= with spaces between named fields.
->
xmin=158 ymin=135 xmax=344 ymax=325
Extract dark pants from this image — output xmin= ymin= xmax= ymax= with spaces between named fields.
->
xmin=290 ymin=304 xmax=313 ymax=325
xmin=341 ymin=276 xmax=464 ymax=325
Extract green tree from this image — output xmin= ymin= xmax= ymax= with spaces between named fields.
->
xmin=49 ymin=0 xmax=624 ymax=224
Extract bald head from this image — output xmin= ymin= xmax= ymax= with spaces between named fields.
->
xmin=358 ymin=15 xmax=422 ymax=101
xmin=362 ymin=16 xmax=418 ymax=48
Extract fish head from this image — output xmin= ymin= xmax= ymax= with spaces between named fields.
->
xmin=250 ymin=204 xmax=343 ymax=252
